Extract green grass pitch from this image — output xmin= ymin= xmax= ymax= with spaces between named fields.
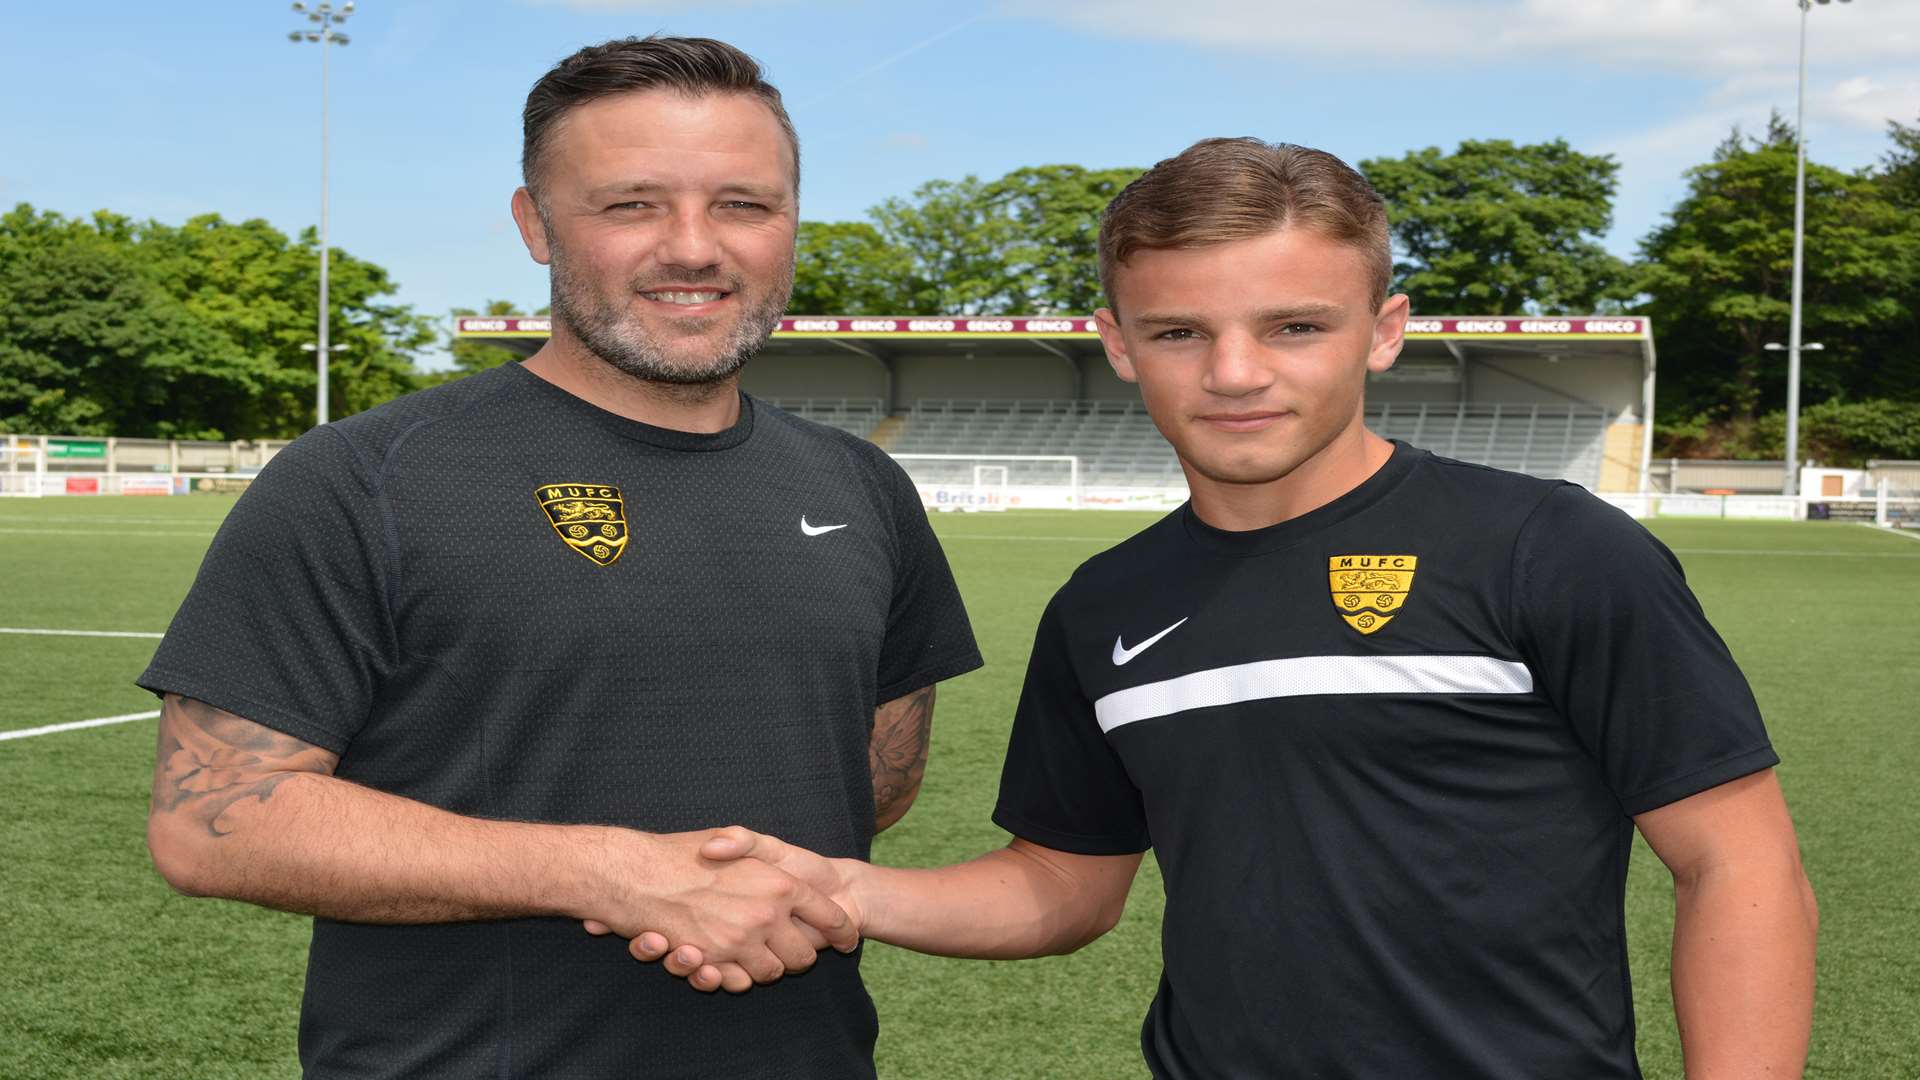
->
xmin=2 ymin=495 xmax=1917 ymax=1078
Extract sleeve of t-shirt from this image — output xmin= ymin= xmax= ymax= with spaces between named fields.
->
xmin=136 ymin=426 xmax=395 ymax=755
xmin=1512 ymin=484 xmax=1778 ymax=816
xmin=992 ymin=592 xmax=1151 ymax=855
xmin=872 ymin=453 xmax=983 ymax=704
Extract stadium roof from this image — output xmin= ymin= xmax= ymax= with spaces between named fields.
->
xmin=454 ymin=314 xmax=1653 ymax=367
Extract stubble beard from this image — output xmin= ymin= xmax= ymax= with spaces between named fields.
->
xmin=548 ymin=242 xmax=794 ymax=388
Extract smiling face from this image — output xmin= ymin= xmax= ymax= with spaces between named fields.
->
xmin=511 ymin=89 xmax=798 ymax=385
xmin=1096 ymin=226 xmax=1409 ymax=492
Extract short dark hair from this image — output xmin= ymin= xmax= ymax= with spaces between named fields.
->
xmin=521 ymin=35 xmax=800 ymax=204
xmin=1099 ymin=138 xmax=1390 ymax=311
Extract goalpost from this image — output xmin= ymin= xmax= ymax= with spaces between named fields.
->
xmin=890 ymin=454 xmax=1080 ymax=512
xmin=1 ymin=442 xmax=45 ymax=498
xmin=1872 ymin=462 xmax=1920 ymax=531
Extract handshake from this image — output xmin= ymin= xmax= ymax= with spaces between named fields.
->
xmin=579 ymin=826 xmax=868 ymax=994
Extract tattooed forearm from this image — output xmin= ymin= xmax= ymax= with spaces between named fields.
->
xmin=870 ymin=685 xmax=935 ymax=831
xmin=151 ymin=694 xmax=338 ymax=838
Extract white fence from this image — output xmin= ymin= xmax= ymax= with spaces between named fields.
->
xmin=1 ymin=434 xmax=290 ymax=477
xmin=3 ymin=472 xmax=259 ymax=496
xmin=1598 ymin=490 xmax=1915 ymax=527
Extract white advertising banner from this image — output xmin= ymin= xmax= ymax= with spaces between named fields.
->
xmin=917 ymin=484 xmax=1189 ymax=512
xmin=118 ymin=476 xmax=174 ymax=496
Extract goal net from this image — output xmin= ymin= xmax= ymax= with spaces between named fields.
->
xmin=1872 ymin=462 xmax=1920 ymax=530
xmin=1 ymin=443 xmax=45 ymax=497
xmin=891 ymin=454 xmax=1080 ymax=512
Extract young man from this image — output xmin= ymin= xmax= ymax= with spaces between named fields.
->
xmin=140 ymin=37 xmax=979 ymax=1079
xmin=653 ymin=139 xmax=1819 ymax=1078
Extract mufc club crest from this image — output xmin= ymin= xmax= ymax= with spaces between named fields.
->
xmin=536 ymin=483 xmax=630 ymax=567
xmin=1327 ymin=555 xmax=1418 ymax=635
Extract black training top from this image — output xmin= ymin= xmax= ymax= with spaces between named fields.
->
xmin=994 ymin=442 xmax=1776 ymax=1080
xmin=140 ymin=362 xmax=981 ymax=1079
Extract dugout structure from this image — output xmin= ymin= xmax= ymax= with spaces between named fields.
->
xmin=455 ymin=314 xmax=1657 ymax=510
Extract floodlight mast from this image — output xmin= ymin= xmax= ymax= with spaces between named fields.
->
xmin=288 ymin=1 xmax=353 ymax=426
xmin=1784 ymin=0 xmax=1851 ymax=495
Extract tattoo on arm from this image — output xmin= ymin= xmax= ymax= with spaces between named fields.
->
xmin=870 ymin=685 xmax=935 ymax=827
xmin=151 ymin=694 xmax=338 ymax=838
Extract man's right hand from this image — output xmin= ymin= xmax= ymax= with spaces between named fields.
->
xmin=585 ymin=827 xmax=866 ymax=992
xmin=580 ymin=828 xmax=859 ymax=989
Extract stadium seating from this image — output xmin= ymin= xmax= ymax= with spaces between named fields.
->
xmin=885 ymin=399 xmax=1614 ymax=489
xmin=763 ymin=398 xmax=887 ymax=439
xmin=891 ymin=399 xmax=1182 ymax=487
xmin=1366 ymin=402 xmax=1614 ymax=486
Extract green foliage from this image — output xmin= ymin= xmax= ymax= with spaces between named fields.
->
xmin=0 ymin=203 xmax=436 ymax=438
xmin=798 ymin=164 xmax=1142 ymax=316
xmin=1638 ymin=118 xmax=1920 ymax=424
xmin=1760 ymin=399 xmax=1920 ymax=466
xmin=1879 ymin=115 xmax=1920 ymax=211
xmin=789 ymin=222 xmax=919 ymax=315
xmin=984 ymin=165 xmax=1140 ymax=314
xmin=1361 ymin=139 xmax=1634 ymax=315
xmin=1655 ymin=399 xmax=1920 ymax=465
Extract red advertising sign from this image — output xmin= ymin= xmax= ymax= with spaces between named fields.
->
xmin=453 ymin=315 xmax=1647 ymax=339
xmin=65 ymin=476 xmax=100 ymax=495
xmin=1401 ymin=317 xmax=1645 ymax=337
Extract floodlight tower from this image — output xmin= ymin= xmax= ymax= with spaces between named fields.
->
xmin=289 ymin=1 xmax=353 ymax=426
xmin=1783 ymin=0 xmax=1850 ymax=495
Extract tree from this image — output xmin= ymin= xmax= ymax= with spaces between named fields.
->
xmin=1638 ymin=117 xmax=1920 ymax=425
xmin=1860 ymin=115 xmax=1920 ymax=412
xmin=1879 ymin=114 xmax=1920 ymax=211
xmin=788 ymin=222 xmax=919 ymax=315
xmin=1361 ymin=139 xmax=1634 ymax=315
xmin=866 ymin=164 xmax=1141 ymax=314
xmin=982 ymin=165 xmax=1140 ymax=314
xmin=869 ymin=174 xmax=1020 ymax=315
xmin=0 ymin=203 xmax=437 ymax=438
xmin=0 ymin=214 xmax=243 ymax=437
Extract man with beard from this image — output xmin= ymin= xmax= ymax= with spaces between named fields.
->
xmin=140 ymin=36 xmax=981 ymax=1079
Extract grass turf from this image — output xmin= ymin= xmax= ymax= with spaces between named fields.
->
xmin=1 ymin=496 xmax=1916 ymax=1077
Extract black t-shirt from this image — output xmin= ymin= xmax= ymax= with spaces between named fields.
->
xmin=140 ymin=363 xmax=981 ymax=1079
xmin=993 ymin=442 xmax=1775 ymax=1080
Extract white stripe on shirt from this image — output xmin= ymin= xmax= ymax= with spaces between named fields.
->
xmin=1093 ymin=654 xmax=1535 ymax=733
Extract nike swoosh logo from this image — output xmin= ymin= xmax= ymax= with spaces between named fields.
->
xmin=1112 ymin=617 xmax=1189 ymax=666
xmin=801 ymin=516 xmax=848 ymax=537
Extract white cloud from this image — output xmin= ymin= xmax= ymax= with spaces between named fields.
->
xmin=1020 ymin=0 xmax=1920 ymax=76
xmin=1820 ymin=75 xmax=1920 ymax=132
xmin=1014 ymin=1 xmax=1918 ymax=251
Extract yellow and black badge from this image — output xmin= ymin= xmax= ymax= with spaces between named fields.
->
xmin=1327 ymin=555 xmax=1418 ymax=635
xmin=536 ymin=483 xmax=629 ymax=567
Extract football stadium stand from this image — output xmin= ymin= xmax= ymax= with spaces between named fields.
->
xmin=760 ymin=398 xmax=887 ymax=439
xmin=453 ymin=313 xmax=1655 ymax=506
xmin=14 ymin=316 xmax=1906 ymax=526
xmin=5 ymin=316 xmax=1667 ymax=508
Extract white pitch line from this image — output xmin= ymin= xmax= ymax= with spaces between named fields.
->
xmin=1669 ymin=547 xmax=1920 ymax=559
xmin=933 ymin=536 xmax=1920 ymax=555
xmin=1859 ymin=523 xmax=1920 ymax=543
xmin=0 ymin=514 xmax=211 ymax=525
xmin=0 ymin=710 xmax=160 ymax=742
xmin=0 ymin=527 xmax=213 ymax=538
xmin=0 ymin=627 xmax=165 ymax=639
xmin=936 ymin=533 xmax=1121 ymax=543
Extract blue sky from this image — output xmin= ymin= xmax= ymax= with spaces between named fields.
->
xmin=7 ymin=1 xmax=1917 ymax=368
